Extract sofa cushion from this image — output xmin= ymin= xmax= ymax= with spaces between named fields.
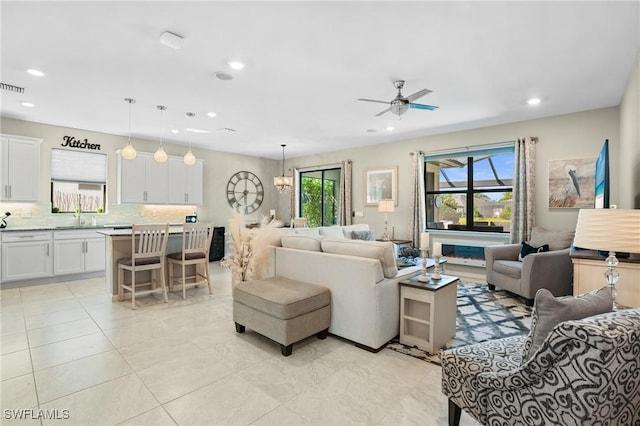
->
xmin=321 ymin=238 xmax=398 ymax=278
xmin=351 ymin=230 xmax=375 ymax=241
xmin=529 ymin=226 xmax=575 ymax=251
xmin=341 ymin=224 xmax=370 ymax=238
xmin=318 ymin=226 xmax=346 ymax=239
xmin=518 ymin=242 xmax=549 ymax=261
xmin=522 ymin=286 xmax=612 ymax=361
xmin=281 ymin=235 xmax=324 ymax=252
xmin=294 ymin=227 xmax=320 ymax=236
xmin=492 ymin=260 xmax=522 ymax=279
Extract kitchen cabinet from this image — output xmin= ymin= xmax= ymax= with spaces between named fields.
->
xmin=53 ymin=230 xmax=106 ymax=275
xmin=0 ymin=134 xmax=42 ymax=201
xmin=1 ymin=231 xmax=52 ymax=282
xmin=168 ymin=157 xmax=204 ymax=205
xmin=117 ymin=152 xmax=168 ymax=204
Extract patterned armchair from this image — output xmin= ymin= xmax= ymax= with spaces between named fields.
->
xmin=441 ymin=308 xmax=640 ymax=426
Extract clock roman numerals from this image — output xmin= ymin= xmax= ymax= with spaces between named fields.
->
xmin=226 ymin=171 xmax=265 ymax=213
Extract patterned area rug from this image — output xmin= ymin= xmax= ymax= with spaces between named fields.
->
xmin=386 ymin=282 xmax=532 ymax=365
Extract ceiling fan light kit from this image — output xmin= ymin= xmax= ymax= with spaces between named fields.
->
xmin=358 ymin=79 xmax=439 ymax=117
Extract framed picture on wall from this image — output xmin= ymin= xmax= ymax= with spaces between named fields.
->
xmin=365 ymin=167 xmax=398 ymax=206
xmin=548 ymin=157 xmax=596 ymax=208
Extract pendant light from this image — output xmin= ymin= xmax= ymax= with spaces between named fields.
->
xmin=274 ymin=144 xmax=293 ymax=192
xmin=121 ymin=98 xmax=137 ymax=159
xmin=154 ymin=105 xmax=168 ymax=163
xmin=183 ymin=112 xmax=196 ymax=166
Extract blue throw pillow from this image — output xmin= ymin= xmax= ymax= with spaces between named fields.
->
xmin=519 ymin=241 xmax=549 ymax=261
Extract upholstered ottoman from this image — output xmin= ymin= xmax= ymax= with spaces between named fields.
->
xmin=232 ymin=276 xmax=331 ymax=356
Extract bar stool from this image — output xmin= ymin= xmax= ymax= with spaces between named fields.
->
xmin=117 ymin=223 xmax=169 ymax=309
xmin=167 ymin=222 xmax=214 ymax=299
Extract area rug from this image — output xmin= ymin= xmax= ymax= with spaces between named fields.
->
xmin=386 ymin=282 xmax=532 ymax=365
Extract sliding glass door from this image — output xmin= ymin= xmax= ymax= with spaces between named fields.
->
xmin=299 ymin=168 xmax=341 ymax=227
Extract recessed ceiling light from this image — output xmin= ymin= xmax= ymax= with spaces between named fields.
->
xmin=207 ymin=112 xmax=217 ymax=118
xmin=171 ymin=129 xmax=179 ymax=134
xmin=214 ymin=72 xmax=233 ymax=81
xmin=186 ymin=128 xmax=209 ymax=134
xmin=20 ymin=101 xmax=35 ymax=107
xmin=527 ymin=97 xmax=541 ymax=106
xmin=227 ymin=61 xmax=245 ymax=70
xmin=27 ymin=69 xmax=44 ymax=77
xmin=386 ymin=126 xmax=395 ymax=131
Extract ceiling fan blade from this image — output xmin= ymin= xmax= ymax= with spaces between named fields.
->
xmin=375 ymin=107 xmax=391 ymax=116
xmin=409 ymin=103 xmax=439 ymax=111
xmin=406 ymin=89 xmax=432 ymax=102
xmin=358 ymin=98 xmax=390 ymax=105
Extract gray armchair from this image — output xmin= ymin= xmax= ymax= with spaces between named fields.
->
xmin=441 ymin=308 xmax=640 ymax=426
xmin=485 ymin=227 xmax=574 ymax=305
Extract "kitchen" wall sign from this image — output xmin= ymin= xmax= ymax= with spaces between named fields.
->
xmin=61 ymin=136 xmax=101 ymax=150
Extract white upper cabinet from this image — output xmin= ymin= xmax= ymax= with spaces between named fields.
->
xmin=117 ymin=152 xmax=169 ymax=204
xmin=118 ymin=152 xmax=202 ymax=205
xmin=0 ymin=135 xmax=42 ymax=202
xmin=168 ymin=157 xmax=203 ymax=205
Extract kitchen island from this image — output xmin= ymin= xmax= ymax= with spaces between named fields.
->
xmin=98 ymin=226 xmax=186 ymax=300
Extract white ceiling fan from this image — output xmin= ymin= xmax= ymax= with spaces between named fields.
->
xmin=358 ymin=80 xmax=438 ymax=117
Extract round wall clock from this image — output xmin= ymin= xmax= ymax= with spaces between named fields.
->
xmin=226 ymin=171 xmax=264 ymax=214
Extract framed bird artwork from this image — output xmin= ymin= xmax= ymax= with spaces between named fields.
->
xmin=548 ymin=157 xmax=596 ymax=208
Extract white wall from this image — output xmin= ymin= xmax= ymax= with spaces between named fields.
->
xmin=0 ymin=118 xmax=281 ymax=229
xmin=285 ymin=107 xmax=621 ymax=240
xmin=1 ymin=105 xmax=624 ymax=237
xmin=619 ymin=52 xmax=640 ymax=209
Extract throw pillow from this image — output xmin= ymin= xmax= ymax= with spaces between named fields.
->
xmin=518 ymin=242 xmax=550 ymax=261
xmin=529 ymin=226 xmax=575 ymax=251
xmin=351 ymin=230 xmax=375 ymax=241
xmin=522 ymin=286 xmax=612 ymax=362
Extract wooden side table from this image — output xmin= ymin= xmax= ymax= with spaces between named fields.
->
xmin=399 ymin=274 xmax=458 ymax=354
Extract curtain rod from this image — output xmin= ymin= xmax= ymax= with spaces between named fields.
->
xmin=293 ymin=160 xmax=348 ymax=172
xmin=410 ymin=140 xmax=520 ymax=156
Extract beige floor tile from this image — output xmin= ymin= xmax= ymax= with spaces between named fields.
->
xmin=39 ymin=373 xmax=159 ymax=426
xmin=27 ymin=318 xmax=101 ymax=347
xmin=34 ymin=350 xmax=133 ymax=403
xmin=1 ymin=311 xmax=26 ymax=336
xmin=21 ymin=298 xmax=84 ymax=317
xmin=164 ymin=375 xmax=280 ymax=426
xmin=0 ymin=288 xmax=23 ymax=308
xmin=0 ymin=349 xmax=32 ymax=381
xmin=24 ymin=307 xmax=89 ymax=331
xmin=137 ymin=349 xmax=235 ymax=403
xmin=118 ymin=406 xmax=177 ymax=426
xmin=1 ymin=330 xmax=29 ymax=355
xmin=20 ymin=283 xmax=75 ymax=305
xmin=117 ymin=338 xmax=200 ymax=372
xmin=1 ymin=373 xmax=38 ymax=410
xmin=103 ymin=319 xmax=173 ymax=348
xmin=250 ymin=405 xmax=309 ymax=425
xmin=30 ymin=332 xmax=114 ymax=371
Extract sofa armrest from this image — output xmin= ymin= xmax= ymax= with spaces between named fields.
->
xmin=520 ymin=248 xmax=573 ymax=297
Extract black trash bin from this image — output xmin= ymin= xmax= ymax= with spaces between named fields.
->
xmin=210 ymin=226 xmax=225 ymax=261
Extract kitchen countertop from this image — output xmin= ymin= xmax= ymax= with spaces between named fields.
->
xmin=98 ymin=225 xmax=185 ymax=236
xmin=0 ymin=224 xmax=181 ymax=232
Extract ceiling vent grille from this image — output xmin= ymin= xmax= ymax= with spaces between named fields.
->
xmin=1 ymin=83 xmax=25 ymax=93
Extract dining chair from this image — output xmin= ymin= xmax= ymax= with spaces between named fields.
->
xmin=291 ymin=217 xmax=308 ymax=228
xmin=167 ymin=222 xmax=214 ymax=299
xmin=117 ymin=223 xmax=169 ymax=309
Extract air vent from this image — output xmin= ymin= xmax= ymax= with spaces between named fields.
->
xmin=1 ymin=83 xmax=25 ymax=93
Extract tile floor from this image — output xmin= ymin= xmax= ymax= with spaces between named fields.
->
xmin=1 ymin=263 xmax=480 ymax=426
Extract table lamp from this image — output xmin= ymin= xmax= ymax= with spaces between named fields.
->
xmin=378 ymin=199 xmax=395 ymax=241
xmin=573 ymin=208 xmax=640 ymax=309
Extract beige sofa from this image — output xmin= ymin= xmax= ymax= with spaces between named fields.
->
xmin=264 ymin=224 xmax=421 ymax=351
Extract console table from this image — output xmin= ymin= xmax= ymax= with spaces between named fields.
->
xmin=398 ymin=274 xmax=459 ymax=354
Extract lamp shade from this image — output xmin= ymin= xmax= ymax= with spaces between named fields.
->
xmin=378 ymin=199 xmax=395 ymax=213
xmin=574 ymin=209 xmax=640 ymax=253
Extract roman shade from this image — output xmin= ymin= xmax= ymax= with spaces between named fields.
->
xmin=50 ymin=149 xmax=107 ymax=183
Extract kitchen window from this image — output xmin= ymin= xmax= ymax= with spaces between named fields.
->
xmin=424 ymin=145 xmax=515 ymax=233
xmin=50 ymin=149 xmax=107 ymax=213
